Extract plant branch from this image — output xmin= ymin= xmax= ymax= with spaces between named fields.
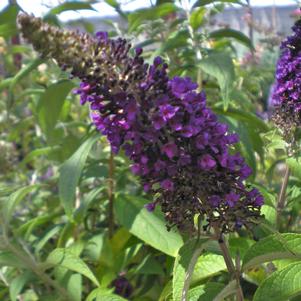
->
xmin=276 ymin=164 xmax=290 ymax=229
xmin=108 ymin=150 xmax=115 ymax=238
xmin=213 ymin=226 xmax=244 ymax=301
xmin=1 ymin=223 xmax=72 ymax=300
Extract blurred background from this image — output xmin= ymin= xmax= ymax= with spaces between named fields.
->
xmin=0 ymin=0 xmax=300 ymax=35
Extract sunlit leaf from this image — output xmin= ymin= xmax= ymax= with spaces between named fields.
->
xmin=189 ymin=7 xmax=206 ymax=30
xmin=115 ymin=194 xmax=183 ymax=257
xmin=192 ymin=253 xmax=226 ymax=283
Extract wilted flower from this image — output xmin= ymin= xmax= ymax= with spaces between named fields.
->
xmin=18 ymin=14 xmax=263 ymax=233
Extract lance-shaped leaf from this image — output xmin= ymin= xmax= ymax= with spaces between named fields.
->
xmin=46 ymin=248 xmax=99 ymax=287
xmin=37 ymin=80 xmax=75 ymax=139
xmin=209 ymin=28 xmax=254 ymax=50
xmin=4 ymin=185 xmax=40 ymax=223
xmin=59 ymin=134 xmax=100 ymax=218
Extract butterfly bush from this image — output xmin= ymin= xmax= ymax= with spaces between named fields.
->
xmin=18 ymin=14 xmax=263 ymax=233
xmin=272 ymin=19 xmax=301 ymax=137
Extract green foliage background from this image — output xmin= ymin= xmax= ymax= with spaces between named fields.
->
xmin=0 ymin=1 xmax=301 ymax=300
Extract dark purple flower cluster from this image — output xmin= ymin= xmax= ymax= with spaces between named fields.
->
xmin=272 ymin=19 xmax=301 ymax=136
xmin=74 ymin=33 xmax=263 ymax=233
xmin=18 ymin=15 xmax=263 ymax=233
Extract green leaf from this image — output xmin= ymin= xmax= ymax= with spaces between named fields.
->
xmin=21 ymin=145 xmax=60 ymax=165
xmin=0 ymin=23 xmax=17 ymax=38
xmin=199 ymin=53 xmax=235 ymax=110
xmin=213 ymin=280 xmax=236 ymax=301
xmin=0 ymin=251 xmax=25 ymax=268
xmin=128 ymin=3 xmax=178 ymax=32
xmin=59 ymin=134 xmax=100 ymax=218
xmin=0 ymin=4 xmax=19 ymax=38
xmin=74 ymin=187 xmax=105 ymax=223
xmin=35 ymin=225 xmax=62 ymax=255
xmin=4 ymin=185 xmax=40 ymax=223
xmin=9 ymin=272 xmax=34 ymax=301
xmin=114 ymin=194 xmax=183 ymax=257
xmin=192 ymin=253 xmax=226 ymax=283
xmin=66 ymin=274 xmax=82 ymax=301
xmin=189 ymin=7 xmax=206 ymax=30
xmin=193 ymin=0 xmax=244 ymax=8
xmin=209 ymin=28 xmax=254 ymax=50
xmin=46 ymin=248 xmax=99 ymax=286
xmin=48 ymin=2 xmax=96 ymax=15
xmin=173 ymin=238 xmax=209 ymax=301
xmin=287 ymin=157 xmax=301 ymax=180
xmin=87 ymin=288 xmax=127 ymax=301
xmin=188 ymin=283 xmax=224 ymax=301
xmin=37 ymin=80 xmax=75 ymax=139
xmin=0 ymin=4 xmax=19 ymax=25
xmin=242 ymin=233 xmax=301 ymax=270
xmin=159 ymin=29 xmax=189 ymax=53
xmin=253 ymin=262 xmax=301 ymax=301
xmin=261 ymin=205 xmax=276 ymax=225
xmin=134 ymin=254 xmax=164 ymax=275
xmin=213 ymin=108 xmax=269 ymax=132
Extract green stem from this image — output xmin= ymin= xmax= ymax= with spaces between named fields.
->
xmin=276 ymin=165 xmax=290 ymax=229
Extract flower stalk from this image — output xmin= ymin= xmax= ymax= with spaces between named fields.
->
xmin=108 ymin=150 xmax=115 ymax=238
xmin=214 ymin=226 xmax=244 ymax=301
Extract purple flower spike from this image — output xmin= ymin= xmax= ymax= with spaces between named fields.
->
xmin=18 ymin=14 xmax=263 ymax=233
xmin=272 ymin=19 xmax=301 ymax=135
